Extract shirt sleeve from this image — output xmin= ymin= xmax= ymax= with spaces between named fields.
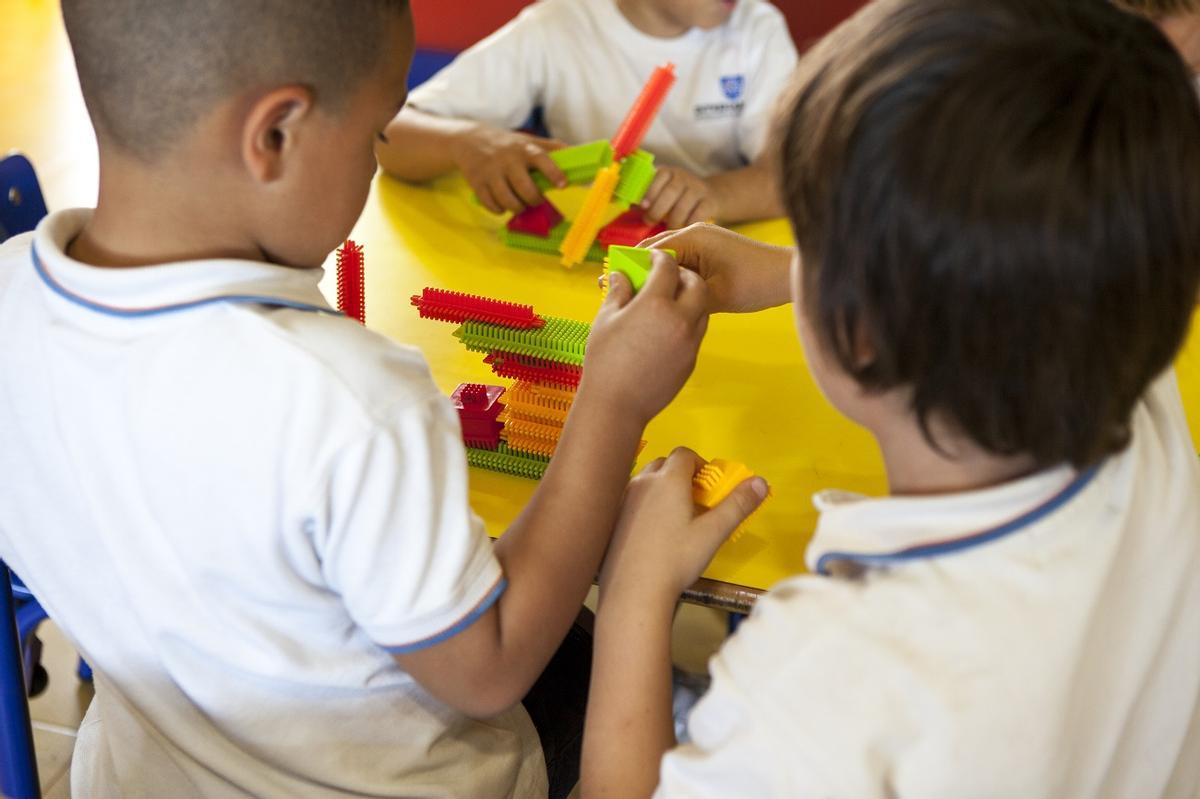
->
xmin=406 ymin=4 xmax=549 ymax=130
xmin=736 ymin=8 xmax=799 ymax=162
xmin=317 ymin=394 xmax=504 ymax=653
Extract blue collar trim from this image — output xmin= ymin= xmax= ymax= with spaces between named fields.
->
xmin=814 ymin=464 xmax=1101 ymax=576
xmin=32 ymin=243 xmax=341 ymax=319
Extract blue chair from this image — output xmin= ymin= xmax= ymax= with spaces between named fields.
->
xmin=0 ymin=153 xmax=49 ymax=243
xmin=1 ymin=560 xmax=41 ymax=799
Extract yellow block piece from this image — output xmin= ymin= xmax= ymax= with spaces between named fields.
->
xmin=692 ymin=459 xmax=758 ymax=507
xmin=503 ymin=430 xmax=559 ymax=459
xmin=505 ymin=381 xmax=574 ymax=424
xmin=501 ymin=414 xmax=565 ymax=444
xmin=560 ymin=163 xmax=620 ymax=268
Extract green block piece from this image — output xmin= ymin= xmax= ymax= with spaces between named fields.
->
xmin=467 ymin=443 xmax=551 ymax=480
xmin=500 ymin=221 xmax=604 ymax=262
xmin=454 ymin=314 xmax=591 ymax=366
xmin=532 ymin=140 xmax=615 ymax=190
xmin=605 ymin=245 xmax=675 ymax=293
xmin=614 ymin=150 xmax=657 ymax=205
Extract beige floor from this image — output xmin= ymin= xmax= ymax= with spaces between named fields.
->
xmin=26 ymin=588 xmax=730 ymax=797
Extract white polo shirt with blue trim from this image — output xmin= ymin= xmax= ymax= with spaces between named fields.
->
xmin=657 ymin=371 xmax=1200 ymax=798
xmin=0 ymin=210 xmax=546 ymax=798
xmin=407 ymin=0 xmax=799 ymax=176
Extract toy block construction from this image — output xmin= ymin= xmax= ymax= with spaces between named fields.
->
xmin=416 ymin=287 xmax=646 ymax=479
xmin=499 ymin=63 xmax=677 ymax=268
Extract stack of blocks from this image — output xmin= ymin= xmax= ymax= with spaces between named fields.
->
xmin=498 ymin=63 xmax=676 ymax=267
xmin=412 ymin=287 xmax=593 ymax=479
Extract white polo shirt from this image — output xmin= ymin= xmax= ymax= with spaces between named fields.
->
xmin=658 ymin=371 xmax=1200 ymax=798
xmin=408 ymin=0 xmax=799 ymax=176
xmin=0 ymin=210 xmax=546 ymax=798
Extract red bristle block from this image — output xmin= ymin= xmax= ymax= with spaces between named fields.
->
xmin=484 ymin=353 xmax=583 ymax=389
xmin=596 ymin=209 xmax=667 ymax=248
xmin=507 ymin=202 xmax=564 ymax=237
xmin=336 ymin=240 xmax=365 ymax=324
xmin=411 ymin=288 xmax=545 ymax=329
xmin=451 ymin=384 xmax=505 ymax=420
xmin=611 ymin=63 xmax=676 ymax=159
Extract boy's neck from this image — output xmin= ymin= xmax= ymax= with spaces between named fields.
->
xmin=69 ymin=147 xmax=265 ymax=268
xmin=870 ymin=409 xmax=1040 ymax=497
xmin=615 ymin=0 xmax=691 ymax=38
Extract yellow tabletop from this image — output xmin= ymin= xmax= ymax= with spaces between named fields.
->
xmin=5 ymin=2 xmax=1199 ymax=597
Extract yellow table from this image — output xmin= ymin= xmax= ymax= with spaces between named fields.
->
xmin=5 ymin=2 xmax=1199 ymax=610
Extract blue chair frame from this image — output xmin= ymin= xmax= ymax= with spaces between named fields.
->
xmin=0 ymin=153 xmax=49 ymax=243
xmin=1 ymin=561 xmax=41 ymax=799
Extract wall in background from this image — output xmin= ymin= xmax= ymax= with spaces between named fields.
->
xmin=410 ymin=0 xmax=868 ymax=53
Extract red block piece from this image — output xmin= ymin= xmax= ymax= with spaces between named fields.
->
xmin=485 ymin=353 xmax=583 ymax=389
xmin=451 ymin=383 xmax=506 ymax=449
xmin=411 ymin=288 xmax=545 ymax=329
xmin=336 ymin=240 xmax=365 ymax=324
xmin=507 ymin=201 xmax=564 ymax=237
xmin=596 ymin=209 xmax=667 ymax=248
xmin=611 ymin=63 xmax=677 ymax=159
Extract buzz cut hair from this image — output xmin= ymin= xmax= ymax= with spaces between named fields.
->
xmin=61 ymin=0 xmax=409 ymax=159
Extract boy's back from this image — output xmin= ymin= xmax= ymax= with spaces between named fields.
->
xmin=664 ymin=371 xmax=1200 ymax=796
xmin=0 ymin=213 xmax=544 ymax=796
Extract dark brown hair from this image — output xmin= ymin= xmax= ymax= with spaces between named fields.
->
xmin=1111 ymin=0 xmax=1198 ymax=16
xmin=61 ymin=0 xmax=410 ymax=159
xmin=777 ymin=0 xmax=1200 ymax=468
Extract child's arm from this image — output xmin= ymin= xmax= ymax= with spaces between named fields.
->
xmin=376 ymin=109 xmax=568 ymax=214
xmin=581 ymin=449 xmax=768 ymax=797
xmin=641 ymin=159 xmax=784 ymax=229
xmin=391 ymin=256 xmax=714 ymax=718
xmin=642 ymin=224 xmax=795 ymax=314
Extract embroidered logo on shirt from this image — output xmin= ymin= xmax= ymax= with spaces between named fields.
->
xmin=720 ymin=75 xmax=745 ymax=101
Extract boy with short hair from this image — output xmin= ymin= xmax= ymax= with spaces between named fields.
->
xmin=375 ymin=0 xmax=798 ymax=228
xmin=0 ymin=1 xmax=717 ymax=797
xmin=582 ymin=0 xmax=1200 ymax=795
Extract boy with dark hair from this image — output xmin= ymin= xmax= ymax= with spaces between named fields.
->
xmin=0 ymin=1 xmax=725 ymax=796
xmin=1113 ymin=0 xmax=1200 ymax=75
xmin=582 ymin=0 xmax=1200 ymax=795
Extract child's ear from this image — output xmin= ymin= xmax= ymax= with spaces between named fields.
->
xmin=241 ymin=85 xmax=315 ymax=184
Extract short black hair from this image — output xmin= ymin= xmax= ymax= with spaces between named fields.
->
xmin=61 ymin=0 xmax=409 ymax=159
xmin=777 ymin=0 xmax=1200 ymax=468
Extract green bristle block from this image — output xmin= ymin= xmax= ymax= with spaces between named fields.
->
xmin=467 ymin=443 xmax=550 ymax=480
xmin=614 ymin=150 xmax=657 ymax=205
xmin=500 ymin=221 xmax=605 ymax=262
xmin=533 ymin=141 xmax=615 ymax=190
xmin=454 ymin=314 xmax=591 ymax=366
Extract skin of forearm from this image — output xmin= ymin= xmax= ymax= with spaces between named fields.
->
xmin=489 ymin=386 xmax=647 ymax=689
xmin=375 ymin=107 xmax=474 ymax=181
xmin=707 ymin=160 xmax=785 ymax=224
xmin=583 ymin=589 xmax=677 ymax=798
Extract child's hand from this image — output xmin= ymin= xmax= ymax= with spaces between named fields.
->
xmin=600 ymin=448 xmax=769 ymax=602
xmin=451 ymin=123 xmax=569 ymax=214
xmin=641 ymin=166 xmax=719 ymax=229
xmin=642 ymin=223 xmax=795 ymax=314
xmin=583 ymin=251 xmax=709 ymax=426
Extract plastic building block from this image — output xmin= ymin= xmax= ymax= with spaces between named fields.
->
xmin=452 ymin=382 xmax=505 ymax=414
xmin=532 ymin=140 xmax=615 ymax=190
xmin=611 ymin=63 xmax=677 ymax=159
xmin=613 ymin=150 xmax=658 ymax=206
xmin=504 ymin=380 xmax=574 ymax=424
xmin=500 ymin=221 xmax=606 ymax=263
xmin=455 ymin=315 xmax=590 ymax=366
xmin=485 ymin=353 xmax=584 ymax=389
xmin=597 ymin=208 xmax=666 ymax=248
xmin=507 ymin=201 xmax=564 ymax=237
xmin=560 ymin=163 xmax=621 ymax=268
xmin=604 ymin=245 xmax=676 ymax=294
xmin=451 ymin=383 xmax=505 ymax=449
xmin=336 ymin=240 xmax=365 ymax=324
xmin=502 ymin=430 xmax=560 ymax=459
xmin=500 ymin=413 xmax=564 ymax=444
xmin=412 ymin=288 xmax=545 ymax=329
xmin=692 ymin=460 xmax=765 ymax=508
xmin=466 ymin=443 xmax=551 ymax=480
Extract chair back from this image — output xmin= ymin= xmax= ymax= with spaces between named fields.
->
xmin=0 ymin=154 xmax=49 ymax=243
xmin=0 ymin=561 xmax=40 ymax=799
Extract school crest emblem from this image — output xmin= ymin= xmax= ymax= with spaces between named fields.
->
xmin=720 ymin=75 xmax=745 ymax=101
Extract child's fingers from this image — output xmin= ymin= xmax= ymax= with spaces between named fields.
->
xmin=641 ymin=170 xmax=673 ymax=214
xmin=474 ymin=183 xmax=502 ymax=215
xmin=639 ymin=249 xmax=682 ymax=299
xmin=508 ymin=164 xmax=545 ymax=207
xmin=528 ymin=148 xmax=568 ymax=189
xmin=667 ymin=191 xmax=705 ymax=231
xmin=599 ymin=271 xmax=634 ymax=313
xmin=489 ymin=175 xmax=526 ymax=214
xmin=530 ymin=135 xmax=568 ymax=152
xmin=645 ymin=180 xmax=687 ymax=225
xmin=662 ymin=446 xmax=706 ymax=481
xmin=676 ymin=268 xmax=709 ymax=321
xmin=696 ymin=477 xmax=769 ymax=546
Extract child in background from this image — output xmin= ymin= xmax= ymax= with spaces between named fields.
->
xmin=376 ymin=0 xmax=798 ymax=228
xmin=1114 ymin=0 xmax=1200 ymax=77
xmin=0 ymin=1 xmax=717 ymax=797
xmin=583 ymin=0 xmax=1200 ymax=795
